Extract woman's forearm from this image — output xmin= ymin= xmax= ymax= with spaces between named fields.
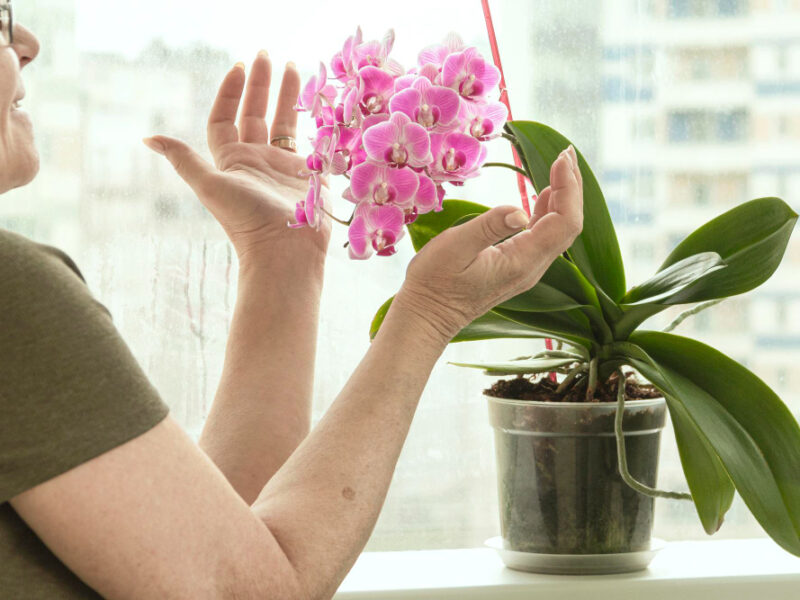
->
xmin=199 ymin=240 xmax=326 ymax=504
xmin=251 ymin=298 xmax=448 ymax=600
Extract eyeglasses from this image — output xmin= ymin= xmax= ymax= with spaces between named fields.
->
xmin=1 ymin=2 xmax=12 ymax=46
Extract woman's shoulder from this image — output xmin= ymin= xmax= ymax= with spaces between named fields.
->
xmin=0 ymin=228 xmax=112 ymax=321
xmin=0 ymin=227 xmax=88 ymax=286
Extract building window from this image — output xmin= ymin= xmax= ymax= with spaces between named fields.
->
xmin=718 ymin=110 xmax=748 ymax=141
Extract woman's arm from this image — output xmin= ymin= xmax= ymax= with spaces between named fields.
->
xmin=200 ymin=240 xmax=325 ymax=504
xmin=145 ymin=54 xmax=330 ymax=502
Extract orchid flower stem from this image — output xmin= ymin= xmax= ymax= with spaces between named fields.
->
xmin=585 ymin=357 xmax=598 ymax=402
xmin=663 ymin=299 xmax=724 ymax=333
xmin=321 ymin=206 xmax=351 ymax=226
xmin=501 ymin=132 xmax=518 ymax=143
xmin=615 ymin=370 xmax=693 ymax=501
xmin=482 ymin=162 xmax=531 ymax=178
xmin=556 ymin=363 xmax=587 ymax=394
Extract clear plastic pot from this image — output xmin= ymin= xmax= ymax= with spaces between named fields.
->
xmin=488 ymin=395 xmax=667 ymax=555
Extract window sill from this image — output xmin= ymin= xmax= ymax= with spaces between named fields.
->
xmin=335 ymin=539 xmax=800 ymax=599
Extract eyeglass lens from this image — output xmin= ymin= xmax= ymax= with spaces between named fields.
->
xmin=1 ymin=4 xmax=12 ymax=46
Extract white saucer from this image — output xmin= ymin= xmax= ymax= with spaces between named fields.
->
xmin=485 ymin=536 xmax=666 ymax=575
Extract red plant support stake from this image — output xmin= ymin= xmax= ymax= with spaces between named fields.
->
xmin=480 ymin=0 xmax=530 ymax=217
xmin=481 ymin=0 xmax=556 ymax=368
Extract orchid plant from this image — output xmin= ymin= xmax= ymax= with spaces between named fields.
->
xmin=369 ymin=120 xmax=800 ymax=558
xmin=294 ymin=29 xmax=507 ymax=259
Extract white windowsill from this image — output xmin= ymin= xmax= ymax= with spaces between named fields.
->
xmin=335 ymin=539 xmax=800 ymax=599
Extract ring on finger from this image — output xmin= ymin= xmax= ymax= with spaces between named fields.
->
xmin=270 ymin=135 xmax=297 ymax=153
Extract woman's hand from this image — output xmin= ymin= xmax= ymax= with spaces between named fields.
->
xmin=392 ymin=145 xmax=584 ymax=345
xmin=143 ymin=52 xmax=330 ymax=263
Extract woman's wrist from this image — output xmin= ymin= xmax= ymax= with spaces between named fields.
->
xmin=383 ymin=287 xmax=460 ymax=355
xmin=236 ymin=232 xmax=328 ymax=280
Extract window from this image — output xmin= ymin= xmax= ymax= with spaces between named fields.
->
xmin=8 ymin=0 xmax=800 ymax=552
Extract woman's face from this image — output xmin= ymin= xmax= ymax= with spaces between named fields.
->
xmin=0 ymin=20 xmax=40 ymax=194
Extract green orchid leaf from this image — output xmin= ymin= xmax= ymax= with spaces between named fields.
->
xmin=629 ymin=331 xmax=800 ymax=556
xmin=450 ymin=357 xmax=578 ymax=376
xmin=665 ymin=396 xmax=735 ymax=534
xmin=622 ymin=252 xmax=726 ymax=305
xmin=369 ymin=296 xmax=394 ymax=340
xmin=609 ymin=340 xmax=757 ymax=537
xmin=451 ymin=310 xmax=588 ymax=345
xmin=658 ymin=197 xmax=797 ymax=303
xmin=506 ymin=120 xmax=626 ymax=302
xmin=491 ymin=306 xmax=595 ymax=349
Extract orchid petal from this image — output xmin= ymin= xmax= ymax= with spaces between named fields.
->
xmin=403 ymin=121 xmax=432 ymax=166
xmin=441 ymin=51 xmax=467 ymax=89
xmin=349 ymin=162 xmax=381 ymax=202
xmin=348 ymin=214 xmax=372 ymax=260
xmin=362 ymin=116 xmax=401 ymax=162
xmin=388 ymin=87 xmax=422 ymax=120
xmin=384 ymin=166 xmax=420 ymax=206
xmin=414 ymin=174 xmax=438 ymax=214
xmin=418 ymin=63 xmax=441 ymax=83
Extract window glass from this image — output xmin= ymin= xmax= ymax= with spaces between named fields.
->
xmin=7 ymin=0 xmax=800 ymax=551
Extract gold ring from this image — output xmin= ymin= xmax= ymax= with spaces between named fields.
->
xmin=270 ymin=136 xmax=297 ymax=152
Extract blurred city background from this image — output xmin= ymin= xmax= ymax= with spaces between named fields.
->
xmin=5 ymin=0 xmax=800 ymax=550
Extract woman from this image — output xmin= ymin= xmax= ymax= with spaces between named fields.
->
xmin=0 ymin=5 xmax=583 ymax=599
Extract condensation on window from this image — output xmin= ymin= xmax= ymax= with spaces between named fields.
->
xmin=5 ymin=0 xmax=800 ymax=551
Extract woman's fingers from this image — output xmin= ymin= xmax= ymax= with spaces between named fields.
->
xmin=530 ymin=186 xmax=551 ymax=227
xmin=270 ymin=62 xmax=302 ymax=143
xmin=208 ymin=64 xmax=246 ymax=159
xmin=568 ymin=145 xmax=582 ymax=189
xmin=547 ymin=147 xmax=584 ymax=220
xmin=499 ymin=152 xmax=583 ymax=272
xmin=143 ymin=136 xmax=218 ymax=201
xmin=239 ymin=51 xmax=272 ymax=144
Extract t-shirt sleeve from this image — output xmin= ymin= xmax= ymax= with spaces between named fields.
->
xmin=0 ymin=236 xmax=169 ymax=502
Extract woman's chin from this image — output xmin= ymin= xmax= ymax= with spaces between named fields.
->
xmin=0 ymin=149 xmax=40 ymax=194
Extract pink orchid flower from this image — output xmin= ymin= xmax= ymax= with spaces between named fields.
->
xmin=356 ymin=66 xmax=396 ymax=115
xmin=298 ymin=62 xmax=337 ymax=118
xmin=441 ymin=48 xmax=500 ymax=101
xmin=459 ymin=100 xmax=509 ymax=141
xmin=331 ymin=28 xmax=362 ymax=83
xmin=290 ymin=173 xmax=324 ymax=230
xmin=346 ymin=162 xmax=419 ymax=208
xmin=348 ymin=202 xmax=406 ymax=259
xmin=363 ymin=111 xmax=432 ymax=168
xmin=417 ymin=32 xmax=466 ymax=68
xmin=389 ymin=77 xmax=460 ymax=132
xmin=351 ymin=29 xmax=404 ymax=77
xmin=428 ymin=132 xmax=488 ymax=183
xmin=307 ymin=126 xmax=365 ymax=176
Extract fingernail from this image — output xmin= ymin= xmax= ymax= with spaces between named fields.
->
xmin=258 ymin=49 xmax=269 ymax=59
xmin=505 ymin=210 xmax=529 ymax=230
xmin=233 ymin=61 xmax=245 ymax=71
xmin=561 ymin=150 xmax=573 ymax=169
xmin=142 ymin=137 xmax=165 ymax=155
xmin=287 ymin=60 xmax=296 ymax=70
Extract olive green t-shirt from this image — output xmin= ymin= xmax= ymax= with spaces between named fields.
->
xmin=0 ymin=228 xmax=170 ymax=598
